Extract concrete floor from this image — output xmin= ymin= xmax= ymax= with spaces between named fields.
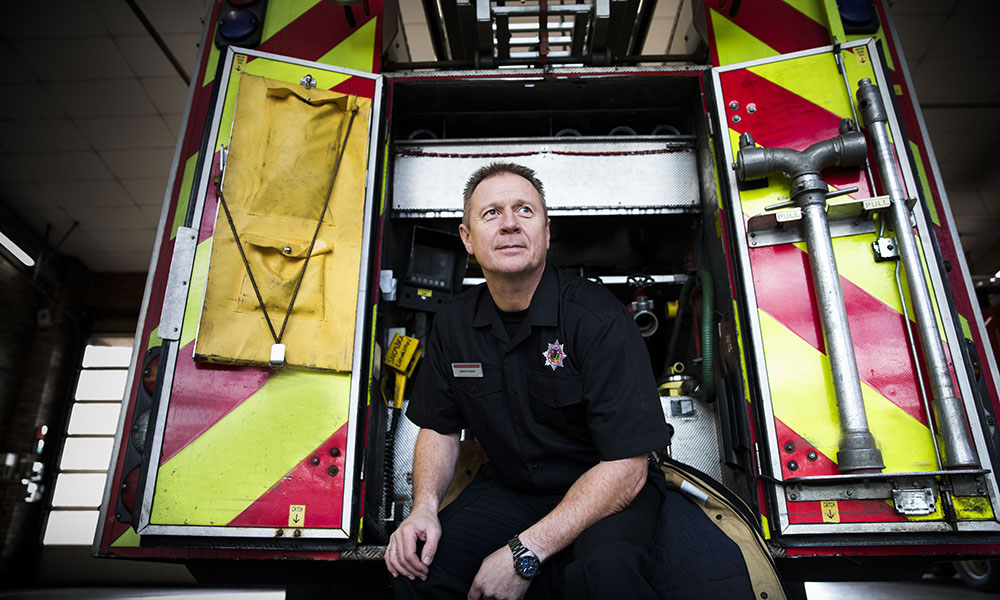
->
xmin=0 ymin=577 xmax=996 ymax=599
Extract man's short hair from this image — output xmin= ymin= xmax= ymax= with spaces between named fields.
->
xmin=462 ymin=162 xmax=547 ymax=226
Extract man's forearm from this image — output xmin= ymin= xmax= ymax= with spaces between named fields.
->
xmin=411 ymin=428 xmax=461 ymax=513
xmin=518 ymin=455 xmax=648 ymax=562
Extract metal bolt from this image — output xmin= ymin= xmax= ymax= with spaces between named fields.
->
xmin=283 ymin=246 xmax=292 ymax=255
xmin=327 ymin=465 xmax=339 ymax=477
xmin=747 ymin=103 xmax=757 ymax=114
xmin=806 ymin=450 xmax=818 ymax=461
xmin=329 ymin=446 xmax=340 ymax=458
xmin=729 ymin=101 xmax=739 ymax=110
xmin=293 ymin=529 xmax=302 ymax=537
xmin=276 ymin=528 xmax=284 ymax=537
xmin=787 ymin=460 xmax=798 ymax=471
xmin=846 ymin=489 xmax=853 ymax=496
xmin=309 ymin=456 xmax=320 ymax=466
xmin=732 ymin=115 xmax=742 ymax=123
xmin=789 ymin=492 xmax=798 ymax=500
xmin=784 ymin=442 xmax=795 ymax=453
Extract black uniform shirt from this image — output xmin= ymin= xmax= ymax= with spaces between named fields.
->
xmin=406 ymin=264 xmax=671 ymax=494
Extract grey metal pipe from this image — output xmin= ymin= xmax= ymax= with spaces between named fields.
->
xmin=736 ymin=123 xmax=885 ymax=473
xmin=856 ymin=78 xmax=978 ymax=468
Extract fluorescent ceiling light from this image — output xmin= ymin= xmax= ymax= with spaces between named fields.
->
xmin=0 ymin=230 xmax=34 ymax=267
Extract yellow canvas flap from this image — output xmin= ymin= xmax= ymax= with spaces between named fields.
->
xmin=194 ymin=72 xmax=372 ymax=371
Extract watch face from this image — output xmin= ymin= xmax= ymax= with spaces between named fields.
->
xmin=515 ymin=555 xmax=540 ymax=579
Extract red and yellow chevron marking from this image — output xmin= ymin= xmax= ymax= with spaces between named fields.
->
xmin=715 ymin=43 xmax=969 ymax=527
xmin=100 ymin=0 xmax=385 ymax=557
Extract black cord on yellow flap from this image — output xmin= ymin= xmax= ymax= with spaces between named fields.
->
xmin=215 ymin=103 xmax=361 ymax=354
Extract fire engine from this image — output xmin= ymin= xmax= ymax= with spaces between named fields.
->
xmin=95 ymin=0 xmax=1000 ymax=595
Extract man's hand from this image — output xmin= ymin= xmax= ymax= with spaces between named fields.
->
xmin=467 ymin=545 xmax=531 ymax=600
xmin=385 ymin=504 xmax=441 ymax=581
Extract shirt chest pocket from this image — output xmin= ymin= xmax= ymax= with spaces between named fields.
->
xmin=528 ymin=371 xmax=589 ymax=439
xmin=453 ymin=373 xmax=505 ymax=438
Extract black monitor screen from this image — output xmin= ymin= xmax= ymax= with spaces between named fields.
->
xmin=409 ymin=244 xmax=454 ymax=290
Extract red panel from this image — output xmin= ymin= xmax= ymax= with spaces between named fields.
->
xmin=774 ymin=418 xmax=838 ymax=478
xmin=253 ymin=2 xmax=380 ymax=69
xmin=161 ymin=345 xmax=274 ymax=464
xmin=752 ymin=243 xmax=930 ymax=427
xmin=704 ymin=0 xmax=830 ymax=61
xmin=787 ymin=497 xmax=907 ymax=525
xmin=719 ymin=69 xmax=873 ymax=196
xmin=228 ymin=422 xmax=350 ymax=528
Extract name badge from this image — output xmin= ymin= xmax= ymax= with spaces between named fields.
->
xmin=452 ymin=363 xmax=484 ymax=378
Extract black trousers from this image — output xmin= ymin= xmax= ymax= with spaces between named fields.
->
xmin=393 ymin=464 xmax=665 ymax=600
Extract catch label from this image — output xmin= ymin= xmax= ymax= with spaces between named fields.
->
xmin=289 ymin=504 xmax=305 ymax=528
xmin=821 ymin=500 xmax=840 ymax=523
xmin=854 ymin=46 xmax=869 ymax=66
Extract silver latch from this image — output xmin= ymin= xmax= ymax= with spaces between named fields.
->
xmin=892 ymin=487 xmax=936 ymax=516
xmin=872 ymin=237 xmax=899 ymax=262
xmin=300 ymin=74 xmax=317 ymax=90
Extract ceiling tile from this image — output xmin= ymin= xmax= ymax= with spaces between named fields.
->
xmin=954 ymin=0 xmax=1000 ymax=13
xmin=99 ymin=148 xmax=175 ymax=179
xmin=121 ymin=177 xmax=170 ymax=206
xmin=890 ymin=0 xmax=957 ymax=15
xmin=920 ymin=108 xmax=976 ymax=163
xmin=0 ymin=182 xmax=59 ymax=212
xmin=0 ymin=40 xmax=37 ymax=83
xmin=942 ymin=189 xmax=986 ymax=216
xmin=952 ymin=108 xmax=1000 ymax=164
xmin=890 ymin=13 xmax=944 ymax=62
xmin=135 ymin=0 xmax=210 ymax=34
xmin=14 ymin=205 xmax=77 ymax=240
xmin=90 ymin=227 xmax=157 ymax=253
xmin=0 ymin=118 xmax=90 ymax=153
xmin=46 ymin=79 xmax=158 ymax=117
xmin=139 ymin=202 xmax=166 ymax=228
xmin=0 ymin=152 xmax=35 ymax=183
xmin=59 ymin=229 xmax=106 ymax=262
xmin=42 ymin=180 xmax=134 ymax=208
xmin=0 ymin=83 xmax=63 ymax=119
xmin=953 ymin=212 xmax=999 ymax=234
xmin=911 ymin=58 xmax=1000 ymax=103
xmin=113 ymin=249 xmax=155 ymax=272
xmin=89 ymin=0 xmax=145 ymax=36
xmin=140 ymin=76 xmax=189 ymax=114
xmin=12 ymin=38 xmax=133 ymax=82
xmin=62 ymin=203 xmax=147 ymax=231
xmin=25 ymin=151 xmax=112 ymax=181
xmin=164 ymin=33 xmax=203 ymax=77
xmin=0 ymin=2 xmax=107 ymax=40
xmin=75 ymin=115 xmax=175 ymax=150
xmin=163 ymin=113 xmax=185 ymax=137
xmin=924 ymin=12 xmax=996 ymax=59
xmin=116 ymin=34 xmax=180 ymax=78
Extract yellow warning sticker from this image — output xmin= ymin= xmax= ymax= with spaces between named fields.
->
xmin=417 ymin=288 xmax=433 ymax=298
xmin=234 ymin=53 xmax=247 ymax=73
xmin=821 ymin=500 xmax=840 ymax=523
xmin=854 ymin=46 xmax=869 ymax=66
xmin=289 ymin=504 xmax=305 ymax=528
xmin=894 ymin=84 xmax=903 ymax=96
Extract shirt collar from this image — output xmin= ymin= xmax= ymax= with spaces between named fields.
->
xmin=472 ymin=264 xmax=559 ymax=329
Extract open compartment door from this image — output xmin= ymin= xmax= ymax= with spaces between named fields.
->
xmin=120 ymin=47 xmax=382 ymax=545
xmin=712 ymin=38 xmax=1000 ymax=543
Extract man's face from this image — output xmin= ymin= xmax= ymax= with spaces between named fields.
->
xmin=459 ymin=172 xmax=550 ymax=280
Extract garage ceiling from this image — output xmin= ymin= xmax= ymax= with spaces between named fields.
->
xmin=0 ymin=0 xmax=997 ymax=278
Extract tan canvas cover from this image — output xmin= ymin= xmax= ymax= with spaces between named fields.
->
xmin=195 ymin=73 xmax=371 ymax=372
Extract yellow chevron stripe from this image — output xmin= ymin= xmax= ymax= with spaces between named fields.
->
xmin=260 ymin=0 xmax=321 ymax=44
xmin=784 ymin=0 xmax=829 ymax=28
xmin=180 ymin=238 xmax=212 ymax=348
xmin=111 ymin=527 xmax=141 ymax=548
xmin=151 ymin=369 xmax=351 ymax=526
xmin=171 ymin=153 xmax=199 ymax=240
xmin=909 ymin=141 xmax=941 ymax=227
xmin=759 ymin=310 xmax=938 ymax=473
xmin=955 ymin=496 xmax=996 ymax=521
xmin=316 ymin=17 xmax=378 ymax=74
xmin=710 ymin=9 xmax=779 ymax=66
xmin=748 ymin=53 xmax=851 ymax=121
